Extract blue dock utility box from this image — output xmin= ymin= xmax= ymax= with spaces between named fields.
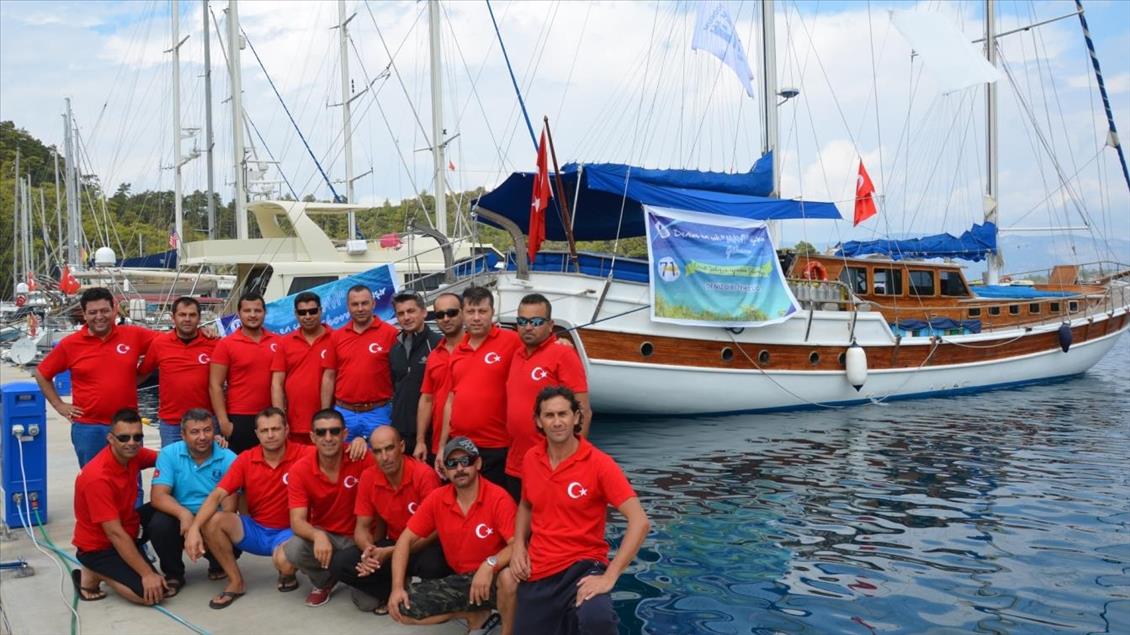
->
xmin=1 ymin=381 xmax=48 ymax=528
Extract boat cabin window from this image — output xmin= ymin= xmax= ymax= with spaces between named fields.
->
xmin=939 ymin=270 xmax=968 ymax=296
xmin=873 ymin=269 xmax=903 ymax=295
xmin=1050 ymin=302 xmax=1061 ymax=312
xmin=1009 ymin=304 xmax=1020 ymax=315
xmin=989 ymin=306 xmax=1001 ymax=316
xmin=240 ymin=265 xmax=273 ymax=299
xmin=287 ymin=276 xmax=338 ymax=296
xmin=968 ymin=307 xmax=982 ymax=317
xmin=1029 ymin=303 xmax=1041 ymax=314
xmin=840 ymin=267 xmax=868 ymax=294
xmin=1068 ymin=300 xmax=1079 ymax=312
xmin=908 ymin=270 xmax=935 ymax=296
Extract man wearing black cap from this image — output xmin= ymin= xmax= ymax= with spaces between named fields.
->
xmin=387 ymin=437 xmax=518 ymax=635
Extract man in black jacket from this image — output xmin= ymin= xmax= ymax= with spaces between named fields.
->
xmin=389 ymin=292 xmax=443 ymax=458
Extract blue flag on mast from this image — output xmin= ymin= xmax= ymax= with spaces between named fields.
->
xmin=692 ymin=2 xmax=755 ymax=97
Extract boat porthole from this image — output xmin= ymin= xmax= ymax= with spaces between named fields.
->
xmin=838 ymin=352 xmax=847 ymax=366
xmin=640 ymin=342 xmax=654 ymax=357
xmin=809 ymin=351 xmax=820 ymax=365
xmin=758 ymin=350 xmax=770 ymax=365
xmin=721 ymin=347 xmax=734 ymax=362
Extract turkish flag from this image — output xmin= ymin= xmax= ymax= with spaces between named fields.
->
xmin=60 ymin=266 xmax=81 ymax=295
xmin=528 ymin=128 xmax=551 ymax=263
xmin=854 ymin=160 xmax=877 ymax=226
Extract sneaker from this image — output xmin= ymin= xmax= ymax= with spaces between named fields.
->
xmin=304 ymin=583 xmax=337 ymax=607
xmin=469 ymin=612 xmax=501 ymax=635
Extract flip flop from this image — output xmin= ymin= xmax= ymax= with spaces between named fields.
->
xmin=277 ymin=573 xmax=299 ymax=592
xmin=208 ymin=590 xmax=245 ymax=610
xmin=71 ymin=569 xmax=106 ymax=602
xmin=164 ymin=576 xmax=185 ymax=598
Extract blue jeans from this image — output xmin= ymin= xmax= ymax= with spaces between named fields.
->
xmin=335 ymin=404 xmax=392 ymax=443
xmin=159 ymin=421 xmax=182 ymax=448
xmin=71 ymin=423 xmax=111 ymax=467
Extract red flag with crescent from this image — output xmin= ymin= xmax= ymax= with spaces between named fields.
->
xmin=528 ymin=128 xmax=551 ymax=262
xmin=854 ymin=160 xmax=877 ymax=226
xmin=60 ymin=266 xmax=81 ymax=295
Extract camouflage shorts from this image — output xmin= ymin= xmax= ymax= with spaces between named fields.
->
xmin=398 ymin=572 xmax=496 ymax=619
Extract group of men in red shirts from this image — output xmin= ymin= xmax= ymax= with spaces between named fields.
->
xmin=31 ymin=285 xmax=650 ymax=634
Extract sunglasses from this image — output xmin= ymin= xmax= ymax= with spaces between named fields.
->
xmin=295 ymin=307 xmax=321 ymax=316
xmin=515 ymin=316 xmax=549 ymax=327
xmin=443 ymin=455 xmax=476 ymax=469
xmin=113 ymin=433 xmax=144 ymax=443
xmin=312 ymin=427 xmax=343 ymax=437
xmin=435 ymin=308 xmax=461 ymax=319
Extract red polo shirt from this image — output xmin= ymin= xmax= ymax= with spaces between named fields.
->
xmin=38 ymin=324 xmax=155 ymax=425
xmin=138 ymin=331 xmax=217 ymax=423
xmin=355 ymin=457 xmax=441 ymax=540
xmin=211 ymin=329 xmax=279 ymax=416
xmin=448 ymin=326 xmax=522 ymax=448
xmin=72 ymin=447 xmax=158 ymax=552
xmin=323 ymin=320 xmax=398 ymax=403
xmin=521 ymin=438 xmax=636 ymax=581
xmin=287 ymin=450 xmax=372 ymax=536
xmin=419 ymin=345 xmax=456 ymax=454
xmin=218 ymin=442 xmax=312 ymax=529
xmin=270 ymin=326 xmax=333 ymax=434
xmin=407 ymin=478 xmax=516 ymax=575
xmin=504 ymin=335 xmax=588 ymax=477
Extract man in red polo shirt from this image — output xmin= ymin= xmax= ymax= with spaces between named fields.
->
xmin=271 ymin=292 xmax=334 ymax=444
xmin=388 ymin=437 xmax=517 ymax=635
xmin=508 ymin=386 xmax=650 ymax=635
xmin=34 ymin=287 xmax=156 ymax=466
xmin=138 ymin=296 xmax=218 ymax=447
xmin=437 ymin=286 xmax=521 ymax=486
xmin=210 ymin=291 xmax=279 ymax=454
xmin=330 ymin=426 xmax=447 ymax=613
xmin=72 ymin=408 xmax=167 ymax=605
xmin=504 ymin=293 xmax=591 ymax=500
xmin=413 ymin=292 xmax=464 ymax=465
xmin=284 ymin=409 xmax=373 ymax=608
xmin=323 ymin=285 xmax=398 ymax=454
xmin=185 ymin=407 xmax=310 ymax=609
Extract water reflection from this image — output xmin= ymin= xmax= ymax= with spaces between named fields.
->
xmin=595 ymin=337 xmax=1130 ymax=634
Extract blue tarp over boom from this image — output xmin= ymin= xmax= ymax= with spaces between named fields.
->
xmin=118 ymin=249 xmax=177 ymax=269
xmin=475 ymin=152 xmax=842 ymax=241
xmin=836 ymin=222 xmax=998 ymax=262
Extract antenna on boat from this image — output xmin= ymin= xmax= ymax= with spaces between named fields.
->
xmin=984 ymin=0 xmax=1002 ymax=284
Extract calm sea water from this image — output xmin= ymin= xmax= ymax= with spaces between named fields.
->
xmin=594 ymin=335 xmax=1130 ymax=634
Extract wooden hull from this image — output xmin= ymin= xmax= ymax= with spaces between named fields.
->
xmin=493 ymin=271 xmax=1130 ymax=415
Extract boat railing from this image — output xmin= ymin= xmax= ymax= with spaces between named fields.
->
xmin=994 ymin=259 xmax=1130 ymax=286
xmin=787 ymin=278 xmax=854 ymax=311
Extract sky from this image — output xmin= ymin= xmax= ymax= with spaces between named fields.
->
xmin=1 ymin=0 xmax=1127 ymax=257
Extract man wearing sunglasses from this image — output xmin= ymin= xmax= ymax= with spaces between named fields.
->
xmin=211 ymin=292 xmax=279 ymax=454
xmin=503 ymin=294 xmax=591 ymax=501
xmin=389 ymin=292 xmax=443 ymax=459
xmin=271 ymin=292 xmax=334 ymax=444
xmin=72 ymin=409 xmax=167 ymax=605
xmin=414 ymin=293 xmax=464 ymax=465
xmin=508 ymin=387 xmax=650 ymax=635
xmin=438 ymin=286 xmax=522 ymax=486
xmin=329 ymin=426 xmax=447 ymax=614
xmin=389 ymin=437 xmax=518 ymax=635
xmin=284 ymin=409 xmax=373 ymax=607
xmin=144 ymin=408 xmax=237 ymax=597
xmin=322 ymin=285 xmax=399 ymax=454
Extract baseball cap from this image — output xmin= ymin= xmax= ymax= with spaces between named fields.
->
xmin=443 ymin=436 xmax=480 ymax=460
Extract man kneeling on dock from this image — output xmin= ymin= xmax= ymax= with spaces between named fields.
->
xmin=72 ymin=408 xmax=168 ymax=605
xmin=184 ymin=408 xmax=309 ymax=609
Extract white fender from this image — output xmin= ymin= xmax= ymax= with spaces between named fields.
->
xmin=845 ymin=343 xmax=868 ymax=391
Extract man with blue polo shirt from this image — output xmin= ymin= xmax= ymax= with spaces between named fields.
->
xmin=143 ymin=408 xmax=237 ymax=594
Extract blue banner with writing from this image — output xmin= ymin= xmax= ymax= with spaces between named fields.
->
xmin=644 ymin=206 xmax=798 ymax=327
xmin=219 ymin=264 xmax=398 ymax=335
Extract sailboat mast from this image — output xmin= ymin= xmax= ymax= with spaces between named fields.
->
xmin=338 ymin=0 xmax=356 ymax=237
xmin=172 ymin=0 xmax=185 ymax=254
xmin=64 ymin=99 xmax=80 ymax=267
xmin=53 ymin=149 xmax=62 ymax=256
xmin=228 ymin=0 xmax=248 ymax=239
xmin=203 ymin=0 xmax=216 ymax=238
xmin=428 ymin=0 xmax=448 ymax=236
xmin=985 ymin=0 xmax=1001 ymax=284
xmin=760 ymin=0 xmax=781 ymax=245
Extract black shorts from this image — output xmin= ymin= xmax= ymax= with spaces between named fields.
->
xmin=227 ymin=413 xmax=260 ymax=454
xmin=398 ymin=572 xmax=496 ymax=620
xmin=504 ymin=475 xmax=522 ymax=502
xmin=515 ymin=560 xmax=618 ymax=635
xmin=477 ymin=446 xmax=508 ymax=487
xmin=76 ymin=541 xmax=157 ymax=599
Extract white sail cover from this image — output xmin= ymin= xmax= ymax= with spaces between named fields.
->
xmin=891 ymin=10 xmax=1001 ymax=94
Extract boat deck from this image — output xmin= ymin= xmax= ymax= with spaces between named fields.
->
xmin=0 ymin=364 xmax=461 ymax=635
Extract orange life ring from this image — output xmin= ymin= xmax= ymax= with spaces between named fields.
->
xmin=802 ymin=260 xmax=828 ymax=281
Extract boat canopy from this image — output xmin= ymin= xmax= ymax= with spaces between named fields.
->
xmin=836 ymin=222 xmax=998 ymax=262
xmin=475 ymin=152 xmax=842 ymax=241
xmin=118 ymin=249 xmax=178 ymax=269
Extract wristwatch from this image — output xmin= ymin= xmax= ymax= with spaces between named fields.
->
xmin=484 ymin=555 xmax=498 ymax=571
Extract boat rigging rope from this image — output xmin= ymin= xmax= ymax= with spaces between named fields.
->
xmin=485 ymin=0 xmax=539 ymax=153
xmin=1074 ymin=0 xmax=1130 ymax=194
